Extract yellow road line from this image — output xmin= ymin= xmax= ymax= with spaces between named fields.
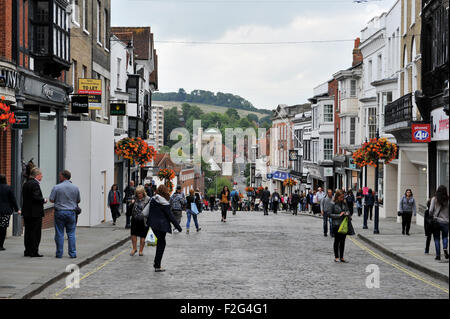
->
xmin=349 ymin=237 xmax=449 ymax=294
xmin=51 ymin=248 xmax=129 ymax=299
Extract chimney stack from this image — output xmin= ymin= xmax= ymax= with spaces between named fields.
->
xmin=352 ymin=37 xmax=363 ymax=66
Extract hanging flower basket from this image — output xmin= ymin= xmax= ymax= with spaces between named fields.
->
xmin=115 ymin=137 xmax=157 ymax=167
xmin=352 ymin=137 xmax=397 ymax=168
xmin=0 ymin=96 xmax=17 ymax=131
xmin=283 ymin=178 xmax=297 ymax=187
xmin=245 ymin=186 xmax=254 ymax=193
xmin=158 ymin=168 xmax=176 ymax=181
xmin=157 ymin=169 xmax=176 ymax=193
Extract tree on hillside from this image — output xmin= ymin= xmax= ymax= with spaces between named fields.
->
xmin=164 ymin=107 xmax=181 ymax=147
xmin=225 ymin=108 xmax=240 ymax=121
xmin=247 ymin=113 xmax=259 ymax=123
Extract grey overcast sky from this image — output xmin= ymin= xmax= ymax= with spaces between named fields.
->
xmin=112 ymin=0 xmax=395 ymax=110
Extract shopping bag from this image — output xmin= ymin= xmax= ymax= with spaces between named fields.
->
xmin=338 ymin=216 xmax=348 ymax=235
xmin=191 ymin=202 xmax=199 ymax=215
xmin=145 ymin=228 xmax=158 ymax=247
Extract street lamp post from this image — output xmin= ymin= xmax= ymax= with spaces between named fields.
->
xmin=374 ymin=130 xmax=380 ymax=234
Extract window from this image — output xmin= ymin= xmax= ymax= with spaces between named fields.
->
xmin=83 ymin=0 xmax=89 ymax=32
xmin=403 ymin=0 xmax=408 ymax=34
xmin=350 ymin=118 xmax=356 ymax=145
xmin=117 ymin=58 xmax=121 ymax=89
xmin=411 ymin=0 xmax=415 ymax=26
xmin=96 ymin=1 xmax=102 ymax=45
xmin=368 ymin=60 xmax=373 ymax=85
xmin=350 ymin=80 xmax=357 ymax=97
xmin=323 ymin=138 xmax=333 ymax=161
xmin=82 ymin=65 xmax=87 ymax=79
xmin=104 ymin=8 xmax=109 ymax=49
xmin=368 ymin=108 xmax=377 ymax=139
xmin=71 ymin=0 xmax=79 ymax=25
xmin=341 ymin=118 xmax=346 ymax=145
xmin=377 ymin=54 xmax=382 ymax=80
xmin=313 ymin=140 xmax=319 ymax=163
xmin=72 ymin=60 xmax=77 ymax=89
xmin=323 ymin=104 xmax=333 ymax=122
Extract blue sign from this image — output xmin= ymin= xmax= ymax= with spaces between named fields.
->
xmin=273 ymin=171 xmax=291 ymax=181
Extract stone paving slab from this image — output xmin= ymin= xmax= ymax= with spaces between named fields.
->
xmin=0 ymin=215 xmax=130 ymax=299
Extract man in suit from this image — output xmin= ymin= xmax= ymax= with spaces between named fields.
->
xmin=22 ymin=167 xmax=47 ymax=257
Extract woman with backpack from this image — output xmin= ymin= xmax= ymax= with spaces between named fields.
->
xmin=145 ymin=185 xmax=182 ymax=272
xmin=429 ymin=185 xmax=449 ymax=261
xmin=130 ymin=185 xmax=150 ymax=256
xmin=186 ymin=189 xmax=202 ymax=234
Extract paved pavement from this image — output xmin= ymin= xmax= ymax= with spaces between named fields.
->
xmin=32 ymin=210 xmax=448 ymax=299
xmin=0 ymin=214 xmax=130 ymax=299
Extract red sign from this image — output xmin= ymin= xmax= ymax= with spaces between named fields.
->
xmin=412 ymin=124 xmax=431 ymax=143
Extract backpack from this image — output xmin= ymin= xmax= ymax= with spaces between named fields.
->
xmin=232 ymin=192 xmax=240 ymax=202
xmin=132 ymin=199 xmax=150 ymax=221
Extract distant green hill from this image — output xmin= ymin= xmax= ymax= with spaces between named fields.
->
xmin=153 ymin=101 xmax=270 ymax=119
xmin=153 ymin=88 xmax=272 ymax=115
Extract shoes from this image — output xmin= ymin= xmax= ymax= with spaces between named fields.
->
xmin=155 ymin=268 xmax=166 ymax=272
xmin=402 ymin=231 xmax=405 ymax=235
xmin=139 ymin=253 xmax=144 ymax=256
xmin=340 ymin=259 xmax=348 ymax=263
xmin=30 ymin=253 xmax=43 ymax=258
xmin=324 ymin=234 xmax=328 ymax=237
xmin=406 ymin=233 xmax=410 ymax=236
xmin=363 ymin=226 xmax=368 ymax=229
xmin=186 ymin=229 xmax=189 ymax=234
xmin=130 ymin=250 xmax=137 ymax=256
xmin=444 ymin=249 xmax=449 ymax=259
xmin=113 ymin=222 xmax=116 ymax=226
xmin=0 ymin=247 xmax=5 ymax=251
xmin=223 ymin=220 xmax=227 ymax=223
xmin=197 ymin=228 xmax=201 ymax=232
xmin=24 ymin=252 xmax=31 ymax=257
xmin=70 ymin=256 xmax=77 ymax=259
xmin=334 ymin=259 xmax=340 ymax=263
xmin=425 ymin=251 xmax=429 ymax=254
xmin=435 ymin=256 xmax=441 ymax=261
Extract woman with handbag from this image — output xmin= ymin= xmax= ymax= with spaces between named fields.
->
xmin=329 ymin=190 xmax=352 ymax=263
xmin=0 ymin=175 xmax=20 ymax=251
xmin=398 ymin=189 xmax=416 ymax=235
xmin=130 ymin=186 xmax=150 ymax=256
xmin=107 ymin=184 xmax=122 ymax=226
xmin=429 ymin=185 xmax=449 ymax=261
xmin=145 ymin=185 xmax=182 ymax=272
xmin=186 ymin=189 xmax=202 ymax=234
xmin=220 ymin=186 xmax=231 ymax=223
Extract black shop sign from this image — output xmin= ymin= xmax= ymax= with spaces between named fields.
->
xmin=110 ymin=103 xmax=126 ymax=116
xmin=71 ymin=95 xmax=89 ymax=113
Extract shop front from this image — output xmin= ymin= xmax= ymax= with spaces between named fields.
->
xmin=16 ymin=70 xmax=70 ymax=230
xmin=430 ymin=107 xmax=449 ymax=194
xmin=345 ymin=157 xmax=360 ymax=191
xmin=304 ymin=163 xmax=324 ymax=191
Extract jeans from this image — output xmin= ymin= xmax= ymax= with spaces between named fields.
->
xmin=221 ymin=203 xmax=228 ymax=220
xmin=186 ymin=210 xmax=199 ymax=230
xmin=401 ymin=212 xmax=413 ymax=234
xmin=263 ymin=202 xmax=269 ymax=215
xmin=433 ymin=222 xmax=449 ymax=258
xmin=54 ymin=210 xmax=77 ymax=258
xmin=333 ymin=226 xmax=347 ymax=259
xmin=323 ymin=214 xmax=333 ymax=236
xmin=152 ymin=229 xmax=166 ymax=269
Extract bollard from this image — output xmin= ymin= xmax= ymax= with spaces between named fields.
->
xmin=12 ymin=212 xmax=23 ymax=236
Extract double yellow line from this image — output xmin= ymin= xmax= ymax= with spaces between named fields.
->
xmin=349 ymin=237 xmax=449 ymax=294
xmin=51 ymin=248 xmax=129 ymax=299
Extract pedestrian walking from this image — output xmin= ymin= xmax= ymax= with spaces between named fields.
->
xmin=123 ymin=180 xmax=136 ymax=229
xmin=169 ymin=185 xmax=186 ymax=230
xmin=321 ymin=189 xmax=334 ymax=237
xmin=363 ymin=189 xmax=375 ymax=229
xmin=398 ymin=189 xmax=416 ymax=235
xmin=424 ymin=199 xmax=433 ymax=254
xmin=291 ymin=190 xmax=300 ymax=215
xmin=130 ymin=185 xmax=150 ymax=256
xmin=345 ymin=190 xmax=355 ymax=216
xmin=356 ymin=189 xmax=363 ymax=217
xmin=307 ymin=190 xmax=314 ymax=213
xmin=145 ymin=185 xmax=182 ymax=272
xmin=261 ymin=187 xmax=270 ymax=215
xmin=22 ymin=168 xmax=47 ymax=257
xmin=0 ymin=174 xmax=20 ymax=251
xmin=329 ymin=190 xmax=353 ymax=263
xmin=186 ymin=189 xmax=201 ymax=233
xmin=230 ymin=187 xmax=240 ymax=215
xmin=220 ymin=186 xmax=231 ymax=222
xmin=107 ymin=184 xmax=122 ymax=225
xmin=209 ymin=194 xmax=216 ymax=212
xmin=49 ymin=170 xmax=81 ymax=259
xmin=271 ymin=189 xmax=281 ymax=214
xmin=429 ymin=185 xmax=449 ymax=261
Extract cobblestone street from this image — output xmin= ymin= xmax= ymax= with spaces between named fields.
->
xmin=35 ymin=211 xmax=449 ymax=299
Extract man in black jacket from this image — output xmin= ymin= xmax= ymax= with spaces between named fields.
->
xmin=271 ymin=189 xmax=281 ymax=215
xmin=261 ymin=187 xmax=270 ymax=215
xmin=22 ymin=168 xmax=47 ymax=257
xmin=291 ymin=190 xmax=301 ymax=215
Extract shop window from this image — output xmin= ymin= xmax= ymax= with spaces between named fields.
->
xmin=438 ymin=150 xmax=449 ymax=189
